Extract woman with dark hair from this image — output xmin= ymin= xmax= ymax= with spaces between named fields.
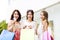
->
xmin=22 ymin=10 xmax=38 ymax=40
xmin=37 ymin=11 xmax=52 ymax=40
xmin=7 ymin=9 xmax=21 ymax=40
xmin=10 ymin=10 xmax=21 ymax=22
xmin=26 ymin=10 xmax=34 ymax=21
xmin=23 ymin=10 xmax=37 ymax=29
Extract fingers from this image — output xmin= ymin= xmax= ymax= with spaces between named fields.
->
xmin=28 ymin=25 xmax=32 ymax=29
xmin=23 ymin=26 xmax=27 ymax=29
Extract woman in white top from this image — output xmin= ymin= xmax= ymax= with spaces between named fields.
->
xmin=23 ymin=10 xmax=37 ymax=31
xmin=22 ymin=10 xmax=38 ymax=40
xmin=37 ymin=11 xmax=51 ymax=40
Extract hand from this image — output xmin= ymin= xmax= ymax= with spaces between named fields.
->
xmin=23 ymin=26 xmax=27 ymax=29
xmin=12 ymin=18 xmax=17 ymax=24
xmin=14 ymin=18 xmax=17 ymax=21
xmin=28 ymin=25 xmax=32 ymax=29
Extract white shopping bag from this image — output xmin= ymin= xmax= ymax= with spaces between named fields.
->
xmin=20 ymin=29 xmax=34 ymax=40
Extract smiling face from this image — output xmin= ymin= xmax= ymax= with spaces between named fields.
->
xmin=13 ymin=11 xmax=19 ymax=20
xmin=27 ymin=12 xmax=33 ymax=20
xmin=40 ymin=11 xmax=48 ymax=21
xmin=27 ymin=10 xmax=34 ymax=21
xmin=11 ymin=10 xmax=21 ymax=22
xmin=40 ymin=12 xmax=45 ymax=20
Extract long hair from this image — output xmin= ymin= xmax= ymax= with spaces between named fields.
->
xmin=41 ymin=11 xmax=49 ymax=25
xmin=26 ymin=10 xmax=34 ymax=21
xmin=41 ymin=11 xmax=48 ymax=20
xmin=10 ymin=9 xmax=21 ymax=22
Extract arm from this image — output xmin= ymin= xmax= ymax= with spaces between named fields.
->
xmin=35 ymin=22 xmax=38 ymax=35
xmin=36 ymin=24 xmax=38 ymax=35
xmin=43 ymin=20 xmax=48 ymax=32
xmin=7 ymin=20 xmax=15 ymax=31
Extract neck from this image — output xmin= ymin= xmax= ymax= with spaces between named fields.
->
xmin=27 ymin=19 xmax=32 ymax=22
xmin=41 ymin=19 xmax=45 ymax=22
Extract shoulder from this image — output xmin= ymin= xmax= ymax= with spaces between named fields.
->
xmin=32 ymin=21 xmax=38 ymax=26
xmin=10 ymin=20 xmax=13 ymax=22
xmin=9 ymin=20 xmax=14 ymax=22
xmin=8 ymin=20 xmax=13 ymax=23
xmin=32 ymin=21 xmax=37 ymax=23
xmin=32 ymin=21 xmax=36 ymax=24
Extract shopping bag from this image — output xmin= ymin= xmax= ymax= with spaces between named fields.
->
xmin=14 ymin=29 xmax=20 ymax=40
xmin=42 ymin=31 xmax=51 ymax=40
xmin=20 ymin=29 xmax=34 ymax=40
xmin=0 ymin=30 xmax=14 ymax=40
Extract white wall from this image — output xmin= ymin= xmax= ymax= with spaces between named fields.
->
xmin=45 ymin=3 xmax=60 ymax=40
xmin=0 ymin=0 xmax=59 ymax=23
xmin=0 ymin=0 xmax=8 ymax=22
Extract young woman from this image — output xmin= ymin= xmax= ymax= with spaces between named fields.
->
xmin=7 ymin=9 xmax=21 ymax=40
xmin=22 ymin=10 xmax=38 ymax=40
xmin=37 ymin=11 xmax=52 ymax=40
xmin=23 ymin=10 xmax=37 ymax=31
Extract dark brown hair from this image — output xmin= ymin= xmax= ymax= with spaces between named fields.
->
xmin=10 ymin=9 xmax=21 ymax=22
xmin=26 ymin=10 xmax=34 ymax=21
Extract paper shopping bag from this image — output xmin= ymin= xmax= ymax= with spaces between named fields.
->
xmin=20 ymin=29 xmax=34 ymax=40
xmin=0 ymin=30 xmax=14 ymax=40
